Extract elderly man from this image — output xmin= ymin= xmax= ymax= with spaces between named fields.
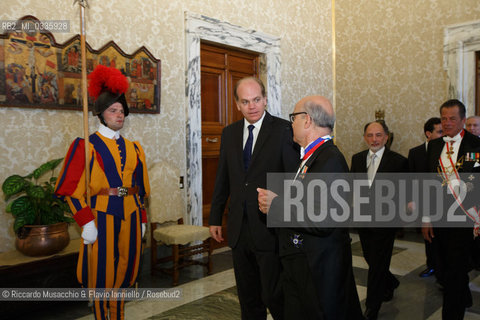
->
xmin=258 ymin=96 xmax=363 ymax=320
xmin=466 ymin=115 xmax=480 ymax=137
xmin=350 ymin=121 xmax=408 ymax=320
xmin=422 ymin=99 xmax=480 ymax=319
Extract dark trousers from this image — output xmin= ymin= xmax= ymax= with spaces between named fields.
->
xmin=425 ymin=237 xmax=443 ymax=283
xmin=280 ymin=233 xmax=364 ymax=320
xmin=358 ymin=228 xmax=398 ymax=310
xmin=436 ymin=227 xmax=473 ymax=320
xmin=231 ymin=220 xmax=284 ymax=320
xmin=281 ymin=253 xmax=323 ymax=320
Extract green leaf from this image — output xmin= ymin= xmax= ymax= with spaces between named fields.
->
xmin=13 ymin=216 xmax=27 ymax=232
xmin=5 ymin=201 xmax=13 ymax=213
xmin=13 ymin=213 xmax=35 ymax=232
xmin=33 ymin=158 xmax=64 ymax=179
xmin=26 ymin=185 xmax=46 ymax=199
xmin=10 ymin=196 xmax=35 ymax=218
xmin=63 ymin=216 xmax=75 ymax=223
xmin=2 ymin=175 xmax=26 ymax=196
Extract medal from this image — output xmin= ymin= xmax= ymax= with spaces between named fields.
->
xmin=290 ymin=234 xmax=303 ymax=248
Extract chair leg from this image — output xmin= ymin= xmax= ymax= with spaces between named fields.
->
xmin=172 ymin=244 xmax=179 ymax=286
xmin=207 ymin=238 xmax=213 ymax=275
xmin=151 ymin=238 xmax=157 ymax=275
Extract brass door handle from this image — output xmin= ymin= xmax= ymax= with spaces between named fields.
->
xmin=206 ymin=137 xmax=218 ymax=143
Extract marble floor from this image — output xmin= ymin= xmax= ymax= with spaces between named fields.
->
xmin=16 ymin=230 xmax=480 ymax=320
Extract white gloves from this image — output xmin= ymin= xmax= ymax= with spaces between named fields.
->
xmin=82 ymin=220 xmax=98 ymax=244
xmin=142 ymin=223 xmax=146 ymax=238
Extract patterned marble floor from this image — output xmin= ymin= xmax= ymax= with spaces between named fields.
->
xmin=19 ymin=230 xmax=480 ymax=320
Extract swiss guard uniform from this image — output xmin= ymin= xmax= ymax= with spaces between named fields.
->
xmin=55 ymin=65 xmax=150 ymax=320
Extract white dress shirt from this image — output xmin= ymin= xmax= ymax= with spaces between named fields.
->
xmin=243 ymin=111 xmax=266 ymax=151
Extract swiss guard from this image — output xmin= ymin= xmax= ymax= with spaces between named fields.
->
xmin=55 ymin=65 xmax=150 ymax=320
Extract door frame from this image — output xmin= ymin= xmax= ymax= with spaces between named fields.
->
xmin=185 ymin=12 xmax=281 ymax=225
xmin=444 ymin=19 xmax=480 ymax=116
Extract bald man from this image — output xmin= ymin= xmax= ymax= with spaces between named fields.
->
xmin=258 ymin=96 xmax=363 ymax=319
xmin=466 ymin=116 xmax=480 ymax=136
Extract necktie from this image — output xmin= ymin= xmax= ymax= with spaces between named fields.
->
xmin=367 ymin=153 xmax=376 ymax=185
xmin=243 ymin=125 xmax=254 ymax=171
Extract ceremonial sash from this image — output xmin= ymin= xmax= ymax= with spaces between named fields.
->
xmin=439 ymin=145 xmax=480 ymax=234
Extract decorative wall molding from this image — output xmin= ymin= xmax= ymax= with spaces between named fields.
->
xmin=444 ymin=19 xmax=480 ymax=115
xmin=184 ymin=12 xmax=281 ymax=225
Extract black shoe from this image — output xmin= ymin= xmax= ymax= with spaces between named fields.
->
xmin=419 ymin=268 xmax=435 ymax=277
xmin=383 ymin=279 xmax=399 ymax=302
xmin=383 ymin=289 xmax=394 ymax=302
xmin=364 ymin=307 xmax=379 ymax=320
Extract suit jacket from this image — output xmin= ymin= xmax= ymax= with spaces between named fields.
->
xmin=426 ymin=130 xmax=480 ymax=220
xmin=271 ymin=140 xmax=363 ymax=320
xmin=272 ymin=140 xmax=350 ymax=255
xmin=351 ymin=147 xmax=408 ymax=176
xmin=427 ymin=130 xmax=480 ymax=174
xmin=350 ymin=147 xmax=408 ymax=223
xmin=408 ymin=142 xmax=428 ymax=173
xmin=209 ymin=111 xmax=299 ymax=250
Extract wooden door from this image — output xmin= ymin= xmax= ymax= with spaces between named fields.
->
xmin=201 ymin=42 xmax=259 ymax=247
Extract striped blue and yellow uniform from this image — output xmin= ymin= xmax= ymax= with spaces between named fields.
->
xmin=55 ymin=131 xmax=150 ymax=320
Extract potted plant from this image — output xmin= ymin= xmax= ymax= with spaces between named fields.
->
xmin=2 ymin=158 xmax=75 ymax=256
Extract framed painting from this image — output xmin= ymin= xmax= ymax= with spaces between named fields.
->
xmin=0 ymin=15 xmax=161 ymax=114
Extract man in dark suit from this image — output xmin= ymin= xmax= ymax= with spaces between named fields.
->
xmin=408 ymin=117 xmax=442 ymax=278
xmin=350 ymin=121 xmax=408 ymax=320
xmin=209 ymin=77 xmax=299 ymax=320
xmin=257 ymin=95 xmax=363 ymax=320
xmin=422 ymin=99 xmax=480 ymax=319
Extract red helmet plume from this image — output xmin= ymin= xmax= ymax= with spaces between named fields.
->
xmin=88 ymin=65 xmax=128 ymax=99
xmin=87 ymin=65 xmax=129 ymax=116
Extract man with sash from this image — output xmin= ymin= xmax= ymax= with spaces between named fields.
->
xmin=258 ymin=96 xmax=363 ymax=319
xmin=350 ymin=121 xmax=408 ymax=320
xmin=55 ymin=65 xmax=150 ymax=320
xmin=422 ymin=99 xmax=480 ymax=319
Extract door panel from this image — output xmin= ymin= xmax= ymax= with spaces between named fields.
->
xmin=201 ymin=42 xmax=259 ymax=248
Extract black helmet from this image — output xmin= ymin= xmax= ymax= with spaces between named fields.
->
xmin=92 ymin=91 xmax=129 ymax=117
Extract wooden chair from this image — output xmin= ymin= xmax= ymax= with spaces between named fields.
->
xmin=148 ymin=163 xmax=212 ymax=286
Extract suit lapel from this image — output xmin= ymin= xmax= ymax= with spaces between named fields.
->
xmin=376 ymin=149 xmax=390 ymax=173
xmin=359 ymin=150 xmax=368 ymax=173
xmin=458 ymin=133 xmax=475 ymax=172
xmin=303 ymin=140 xmax=332 ymax=171
xmin=431 ymin=139 xmax=445 ymax=172
xmin=233 ymin=121 xmax=245 ymax=172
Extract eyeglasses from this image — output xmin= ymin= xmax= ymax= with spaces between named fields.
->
xmin=289 ymin=112 xmax=307 ymax=123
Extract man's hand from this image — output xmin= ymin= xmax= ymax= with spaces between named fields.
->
xmin=257 ymin=188 xmax=278 ymax=214
xmin=407 ymin=201 xmax=416 ymax=213
xmin=422 ymin=222 xmax=434 ymax=243
xmin=209 ymin=225 xmax=224 ymax=243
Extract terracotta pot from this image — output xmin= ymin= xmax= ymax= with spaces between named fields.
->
xmin=15 ymin=222 xmax=70 ymax=257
